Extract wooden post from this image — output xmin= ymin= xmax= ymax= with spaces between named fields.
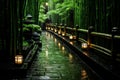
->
xmin=111 ymin=27 xmax=120 ymax=72
xmin=87 ymin=26 xmax=94 ymax=47
xmin=111 ymin=27 xmax=120 ymax=63
xmin=75 ymin=24 xmax=79 ymax=42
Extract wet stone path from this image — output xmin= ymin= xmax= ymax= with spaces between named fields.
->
xmin=22 ymin=31 xmax=99 ymax=80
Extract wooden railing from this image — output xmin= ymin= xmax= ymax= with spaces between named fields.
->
xmin=46 ymin=24 xmax=120 ymax=62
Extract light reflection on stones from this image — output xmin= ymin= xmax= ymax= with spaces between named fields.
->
xmin=69 ymin=53 xmax=73 ymax=63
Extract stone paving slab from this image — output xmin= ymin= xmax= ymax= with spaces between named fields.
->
xmin=12 ymin=32 xmax=101 ymax=80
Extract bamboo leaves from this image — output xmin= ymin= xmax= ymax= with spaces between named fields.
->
xmin=39 ymin=5 xmax=48 ymax=23
xmin=47 ymin=0 xmax=74 ymax=16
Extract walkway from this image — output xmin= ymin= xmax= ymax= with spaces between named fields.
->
xmin=13 ymin=31 xmax=102 ymax=80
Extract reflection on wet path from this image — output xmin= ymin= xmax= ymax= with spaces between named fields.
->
xmin=25 ymin=31 xmax=101 ymax=80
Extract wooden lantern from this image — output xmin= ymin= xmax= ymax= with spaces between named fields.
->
xmin=15 ymin=55 xmax=23 ymax=64
xmin=69 ymin=35 xmax=73 ymax=39
xmin=81 ymin=43 xmax=88 ymax=49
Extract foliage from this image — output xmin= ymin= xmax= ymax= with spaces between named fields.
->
xmin=23 ymin=24 xmax=41 ymax=32
xmin=39 ymin=4 xmax=48 ymax=23
xmin=53 ymin=0 xmax=60 ymax=3
xmin=23 ymin=40 xmax=29 ymax=47
xmin=47 ymin=0 xmax=74 ymax=16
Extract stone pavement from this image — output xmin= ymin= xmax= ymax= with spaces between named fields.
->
xmin=13 ymin=31 xmax=101 ymax=80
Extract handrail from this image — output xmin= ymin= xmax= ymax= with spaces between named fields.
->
xmin=114 ymin=35 xmax=120 ymax=39
xmin=65 ymin=28 xmax=120 ymax=39
xmin=91 ymin=32 xmax=112 ymax=39
xmin=78 ymin=29 xmax=88 ymax=33
xmin=47 ymin=25 xmax=120 ymax=62
xmin=91 ymin=44 xmax=111 ymax=56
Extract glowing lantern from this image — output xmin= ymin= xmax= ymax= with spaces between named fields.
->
xmin=58 ymin=30 xmax=61 ymax=34
xmin=48 ymin=27 xmax=50 ymax=30
xmin=81 ymin=70 xmax=87 ymax=77
xmin=69 ymin=35 xmax=73 ymax=39
xmin=62 ymin=46 xmax=65 ymax=51
xmin=45 ymin=2 xmax=48 ymax=6
xmin=69 ymin=53 xmax=73 ymax=63
xmin=15 ymin=55 xmax=23 ymax=64
xmin=58 ymin=42 xmax=61 ymax=47
xmin=81 ymin=43 xmax=88 ymax=49
xmin=54 ymin=29 xmax=57 ymax=32
xmin=51 ymin=28 xmax=53 ymax=31
xmin=62 ymin=32 xmax=65 ymax=36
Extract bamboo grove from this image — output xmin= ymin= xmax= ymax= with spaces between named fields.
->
xmin=0 ymin=0 xmax=120 ymax=61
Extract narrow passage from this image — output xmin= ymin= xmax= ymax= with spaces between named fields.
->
xmin=24 ymin=31 xmax=101 ymax=80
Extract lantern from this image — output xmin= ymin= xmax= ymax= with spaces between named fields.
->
xmin=81 ymin=43 xmax=88 ymax=49
xmin=69 ymin=35 xmax=73 ymax=39
xmin=45 ymin=2 xmax=48 ymax=6
xmin=48 ymin=27 xmax=50 ymax=30
xmin=54 ymin=29 xmax=57 ymax=32
xmin=62 ymin=32 xmax=65 ymax=36
xmin=51 ymin=28 xmax=53 ymax=31
xmin=62 ymin=46 xmax=65 ymax=51
xmin=15 ymin=55 xmax=23 ymax=64
xmin=58 ymin=30 xmax=61 ymax=35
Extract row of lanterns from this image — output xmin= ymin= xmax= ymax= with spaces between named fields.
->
xmin=46 ymin=26 xmax=89 ymax=50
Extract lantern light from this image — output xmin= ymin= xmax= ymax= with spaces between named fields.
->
xmin=58 ymin=30 xmax=61 ymax=34
xmin=51 ymin=28 xmax=53 ymax=31
xmin=48 ymin=27 xmax=50 ymax=30
xmin=62 ymin=32 xmax=65 ymax=36
xmin=54 ymin=29 xmax=57 ymax=32
xmin=45 ymin=2 xmax=48 ymax=6
xmin=62 ymin=46 xmax=65 ymax=51
xmin=15 ymin=55 xmax=23 ymax=64
xmin=69 ymin=35 xmax=73 ymax=39
xmin=69 ymin=41 xmax=73 ymax=45
xmin=81 ymin=43 xmax=88 ymax=49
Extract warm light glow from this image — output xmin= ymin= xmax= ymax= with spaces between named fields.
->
xmin=48 ymin=27 xmax=50 ymax=30
xmin=62 ymin=32 xmax=65 ymax=36
xmin=51 ymin=28 xmax=53 ymax=31
xmin=58 ymin=30 xmax=61 ymax=35
xmin=45 ymin=2 xmax=48 ymax=6
xmin=62 ymin=46 xmax=65 ymax=51
xmin=15 ymin=55 xmax=23 ymax=64
xmin=87 ymin=39 xmax=91 ymax=46
xmin=54 ymin=38 xmax=57 ymax=43
xmin=81 ymin=43 xmax=88 ymax=49
xmin=62 ymin=33 xmax=65 ymax=36
xmin=83 ymin=51 xmax=89 ymax=56
xmin=54 ymin=29 xmax=57 ymax=32
xmin=69 ymin=35 xmax=73 ymax=39
xmin=69 ymin=41 xmax=73 ymax=45
xmin=81 ymin=69 xmax=87 ymax=78
xmin=58 ymin=42 xmax=61 ymax=47
xmin=69 ymin=53 xmax=73 ymax=63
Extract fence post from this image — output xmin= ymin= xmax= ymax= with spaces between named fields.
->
xmin=111 ymin=27 xmax=120 ymax=63
xmin=64 ymin=24 xmax=67 ymax=34
xmin=87 ymin=26 xmax=94 ymax=47
xmin=111 ymin=27 xmax=120 ymax=72
xmin=76 ymin=24 xmax=79 ymax=42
